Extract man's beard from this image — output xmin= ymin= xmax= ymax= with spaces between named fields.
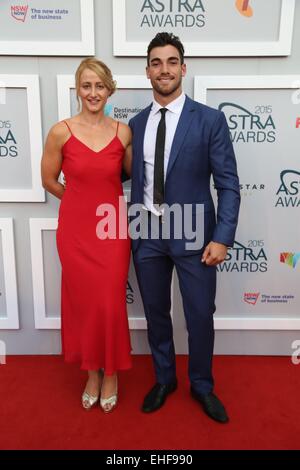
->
xmin=152 ymin=77 xmax=182 ymax=97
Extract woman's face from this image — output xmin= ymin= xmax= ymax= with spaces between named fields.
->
xmin=78 ymin=68 xmax=111 ymax=113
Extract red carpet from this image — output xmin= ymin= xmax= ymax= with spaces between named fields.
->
xmin=0 ymin=355 xmax=299 ymax=450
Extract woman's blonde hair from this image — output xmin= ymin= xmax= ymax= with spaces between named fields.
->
xmin=75 ymin=57 xmax=116 ymax=108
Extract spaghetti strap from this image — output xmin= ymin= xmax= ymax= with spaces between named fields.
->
xmin=63 ymin=120 xmax=73 ymax=135
xmin=116 ymin=121 xmax=120 ymax=137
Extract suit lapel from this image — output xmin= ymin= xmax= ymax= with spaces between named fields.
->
xmin=166 ymin=96 xmax=195 ymax=179
xmin=135 ymin=104 xmax=152 ymax=185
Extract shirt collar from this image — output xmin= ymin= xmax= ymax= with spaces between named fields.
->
xmin=151 ymin=92 xmax=186 ymax=116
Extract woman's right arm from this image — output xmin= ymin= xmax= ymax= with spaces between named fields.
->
xmin=41 ymin=123 xmax=67 ymax=200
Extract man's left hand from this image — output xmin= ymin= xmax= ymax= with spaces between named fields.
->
xmin=201 ymin=241 xmax=228 ymax=266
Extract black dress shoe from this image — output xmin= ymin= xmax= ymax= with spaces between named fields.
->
xmin=191 ymin=388 xmax=229 ymax=423
xmin=142 ymin=381 xmax=177 ymax=413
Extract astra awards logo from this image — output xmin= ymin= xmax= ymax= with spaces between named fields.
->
xmin=11 ymin=5 xmax=29 ymax=22
xmin=139 ymin=0 xmax=254 ymax=29
xmin=0 ymin=121 xmax=18 ymax=158
xmin=218 ymin=240 xmax=268 ymax=273
xmin=275 ymin=170 xmax=300 ymax=208
xmin=244 ymin=292 xmax=260 ymax=305
xmin=139 ymin=0 xmax=207 ymax=28
xmin=126 ymin=281 xmax=134 ymax=304
xmin=219 ymin=103 xmax=276 ymax=144
xmin=235 ymin=0 xmax=253 ymax=17
xmin=280 ymin=252 xmax=300 ymax=269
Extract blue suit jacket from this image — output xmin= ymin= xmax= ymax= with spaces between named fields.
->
xmin=128 ymin=95 xmax=240 ymax=256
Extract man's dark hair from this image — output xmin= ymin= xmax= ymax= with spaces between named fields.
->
xmin=147 ymin=32 xmax=185 ymax=66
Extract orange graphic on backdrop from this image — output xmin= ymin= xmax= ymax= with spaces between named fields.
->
xmin=235 ymin=0 xmax=253 ymax=17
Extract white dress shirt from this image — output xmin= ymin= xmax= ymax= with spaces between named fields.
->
xmin=143 ymin=92 xmax=186 ymax=215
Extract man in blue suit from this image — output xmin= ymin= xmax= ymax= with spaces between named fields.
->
xmin=129 ymin=33 xmax=240 ymax=423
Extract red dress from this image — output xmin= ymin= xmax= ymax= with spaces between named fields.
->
xmin=56 ymin=121 xmax=132 ymax=374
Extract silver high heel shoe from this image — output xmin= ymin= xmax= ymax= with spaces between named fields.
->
xmin=82 ymin=391 xmax=99 ymax=410
xmin=100 ymin=375 xmax=118 ymax=413
xmin=82 ymin=369 xmax=104 ymax=410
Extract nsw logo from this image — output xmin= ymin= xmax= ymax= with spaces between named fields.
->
xmin=11 ymin=5 xmax=29 ymax=22
xmin=244 ymin=292 xmax=260 ymax=305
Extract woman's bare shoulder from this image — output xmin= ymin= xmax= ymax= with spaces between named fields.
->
xmin=46 ymin=120 xmax=73 ymax=147
xmin=117 ymin=121 xmax=132 ymax=145
xmin=49 ymin=121 xmax=69 ymax=137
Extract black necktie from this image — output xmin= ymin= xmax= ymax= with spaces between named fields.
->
xmin=153 ymin=108 xmax=167 ymax=207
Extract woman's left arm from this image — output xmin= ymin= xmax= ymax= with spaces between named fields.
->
xmin=123 ymin=142 xmax=132 ymax=177
xmin=119 ymin=123 xmax=132 ymax=177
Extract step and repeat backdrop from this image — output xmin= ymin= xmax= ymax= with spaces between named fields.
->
xmin=0 ymin=0 xmax=299 ymax=353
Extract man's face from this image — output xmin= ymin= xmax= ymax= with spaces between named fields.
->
xmin=146 ymin=44 xmax=186 ymax=98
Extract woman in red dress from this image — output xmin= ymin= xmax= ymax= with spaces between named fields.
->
xmin=41 ymin=58 xmax=132 ymax=412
